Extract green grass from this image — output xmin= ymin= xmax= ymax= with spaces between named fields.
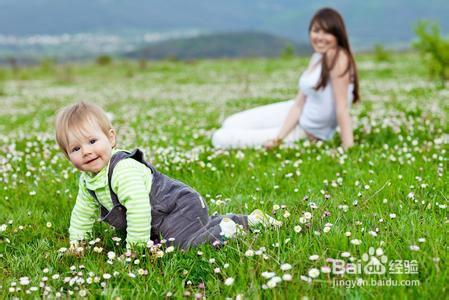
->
xmin=0 ymin=52 xmax=448 ymax=298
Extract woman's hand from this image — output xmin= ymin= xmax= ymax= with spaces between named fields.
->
xmin=267 ymin=92 xmax=306 ymax=150
xmin=264 ymin=138 xmax=282 ymax=150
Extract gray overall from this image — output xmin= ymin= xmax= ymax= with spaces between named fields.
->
xmin=87 ymin=149 xmax=248 ymax=250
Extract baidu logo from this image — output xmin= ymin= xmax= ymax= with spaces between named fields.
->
xmin=361 ymin=247 xmax=388 ymax=274
xmin=332 ymin=247 xmax=389 ymax=275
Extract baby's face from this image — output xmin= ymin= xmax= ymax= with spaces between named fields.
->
xmin=66 ymin=122 xmax=116 ymax=175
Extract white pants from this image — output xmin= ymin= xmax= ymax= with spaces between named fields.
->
xmin=212 ymin=100 xmax=306 ymax=148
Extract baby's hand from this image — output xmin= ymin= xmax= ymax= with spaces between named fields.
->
xmin=125 ymin=250 xmax=138 ymax=259
xmin=68 ymin=242 xmax=85 ymax=257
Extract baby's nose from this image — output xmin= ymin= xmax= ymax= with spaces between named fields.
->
xmin=82 ymin=146 xmax=92 ymax=156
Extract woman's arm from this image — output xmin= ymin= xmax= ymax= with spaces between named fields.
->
xmin=330 ymin=50 xmax=354 ymax=149
xmin=264 ymin=91 xmax=306 ymax=149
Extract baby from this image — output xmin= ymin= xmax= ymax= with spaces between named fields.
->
xmin=55 ymin=101 xmax=280 ymax=250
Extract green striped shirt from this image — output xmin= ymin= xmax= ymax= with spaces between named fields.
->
xmin=69 ymin=149 xmax=153 ymax=249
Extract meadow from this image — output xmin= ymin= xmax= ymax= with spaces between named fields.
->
xmin=0 ymin=53 xmax=448 ymax=299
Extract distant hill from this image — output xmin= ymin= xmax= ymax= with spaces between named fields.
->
xmin=1 ymin=0 xmax=448 ymax=62
xmin=124 ymin=32 xmax=311 ymax=60
xmin=0 ymin=0 xmax=448 ymax=48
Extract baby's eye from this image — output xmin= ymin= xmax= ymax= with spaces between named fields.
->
xmin=71 ymin=146 xmax=80 ymax=153
xmin=89 ymin=139 xmax=97 ymax=144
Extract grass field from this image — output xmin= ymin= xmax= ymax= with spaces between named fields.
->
xmin=0 ymin=53 xmax=448 ymax=299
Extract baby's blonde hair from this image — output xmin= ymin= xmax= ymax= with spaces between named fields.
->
xmin=55 ymin=101 xmax=114 ymax=156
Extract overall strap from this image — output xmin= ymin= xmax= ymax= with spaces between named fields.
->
xmin=86 ymin=188 xmax=109 ymax=216
xmin=107 ymin=149 xmax=154 ymax=206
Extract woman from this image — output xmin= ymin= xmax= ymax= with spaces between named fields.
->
xmin=212 ymin=8 xmax=359 ymax=150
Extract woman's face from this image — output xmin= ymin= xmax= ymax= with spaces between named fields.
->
xmin=310 ymin=22 xmax=337 ymax=54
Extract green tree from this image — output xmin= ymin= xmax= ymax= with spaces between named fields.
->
xmin=413 ymin=20 xmax=449 ymax=87
xmin=40 ymin=57 xmax=56 ymax=73
xmin=138 ymin=58 xmax=147 ymax=70
xmin=280 ymin=44 xmax=295 ymax=59
xmin=96 ymin=55 xmax=112 ymax=66
xmin=0 ymin=68 xmax=6 ymax=96
xmin=373 ymin=44 xmax=390 ymax=62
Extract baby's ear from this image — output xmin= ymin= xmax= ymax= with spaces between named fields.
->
xmin=109 ymin=129 xmax=117 ymax=147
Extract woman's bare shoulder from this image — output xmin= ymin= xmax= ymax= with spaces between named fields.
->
xmin=328 ymin=48 xmax=350 ymax=77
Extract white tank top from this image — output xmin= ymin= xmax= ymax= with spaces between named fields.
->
xmin=298 ymin=52 xmax=354 ymax=140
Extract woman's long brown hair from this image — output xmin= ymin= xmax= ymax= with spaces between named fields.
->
xmin=309 ymin=8 xmax=360 ymax=103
